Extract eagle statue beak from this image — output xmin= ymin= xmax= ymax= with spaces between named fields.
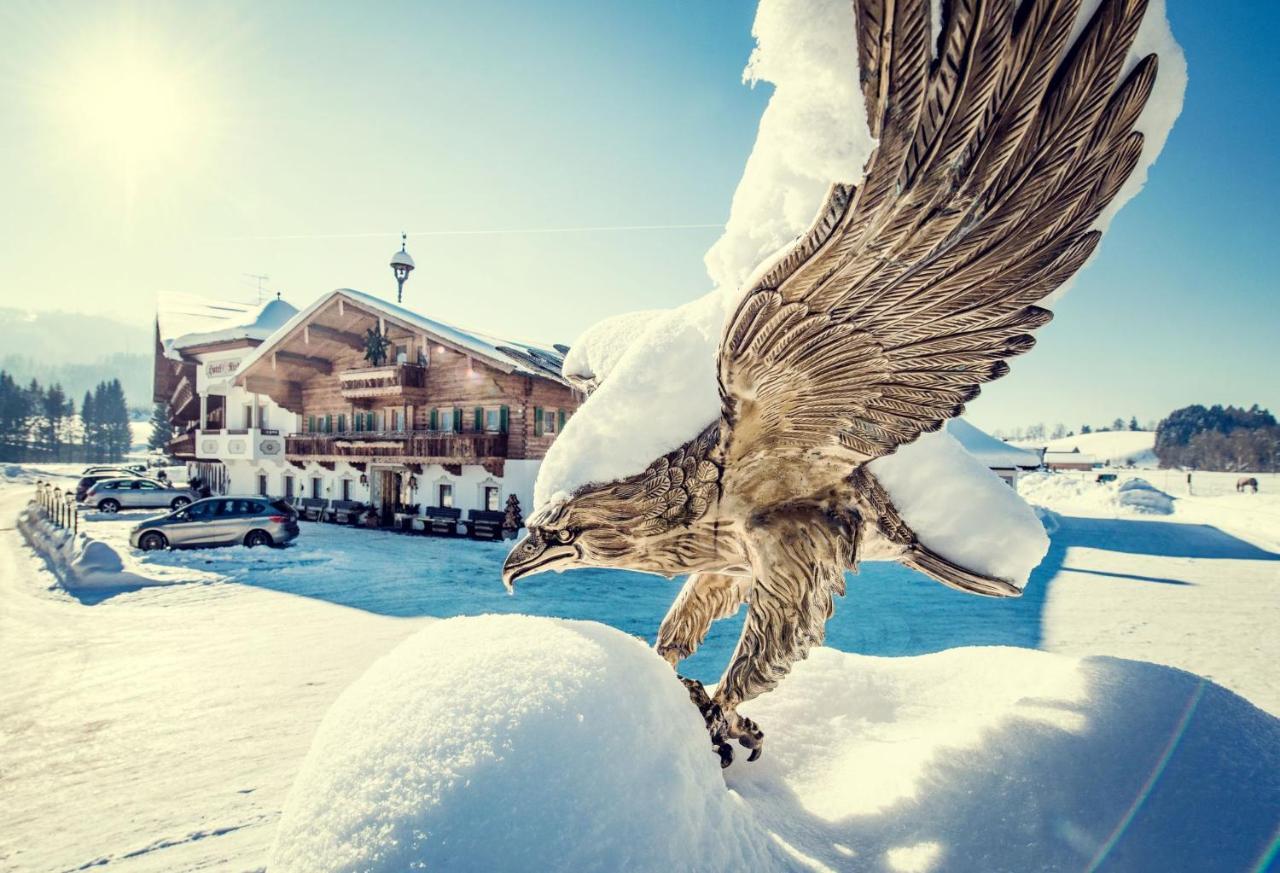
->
xmin=502 ymin=531 xmax=579 ymax=592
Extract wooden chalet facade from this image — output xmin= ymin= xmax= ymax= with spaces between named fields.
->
xmin=157 ymin=288 xmax=579 ymax=527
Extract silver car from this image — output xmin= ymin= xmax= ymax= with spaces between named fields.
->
xmin=129 ymin=497 xmax=300 ymax=550
xmin=84 ymin=478 xmax=197 ymax=513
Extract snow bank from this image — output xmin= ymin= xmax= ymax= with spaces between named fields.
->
xmin=1019 ymin=472 xmax=1176 ymax=517
xmin=869 ymin=430 xmax=1049 ymax=586
xmin=271 ymin=616 xmax=785 ymax=873
xmin=1116 ymin=477 xmax=1175 ymax=514
xmin=275 ymin=616 xmax=1279 ymax=872
xmin=560 ymin=308 xmax=667 ymax=387
xmin=17 ymin=505 xmax=155 ymax=590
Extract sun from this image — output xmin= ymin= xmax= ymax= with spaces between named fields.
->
xmin=50 ymin=34 xmax=217 ymax=187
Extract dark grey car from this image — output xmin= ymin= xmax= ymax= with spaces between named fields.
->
xmin=129 ymin=497 xmax=300 ymax=550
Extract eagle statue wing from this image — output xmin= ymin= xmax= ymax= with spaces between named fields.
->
xmin=718 ymin=0 xmax=1159 ymax=465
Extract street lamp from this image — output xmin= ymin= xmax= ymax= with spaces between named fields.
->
xmin=390 ymin=232 xmax=415 ymax=304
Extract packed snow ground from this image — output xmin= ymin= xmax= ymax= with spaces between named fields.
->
xmin=2 ymin=464 xmax=1278 ymax=871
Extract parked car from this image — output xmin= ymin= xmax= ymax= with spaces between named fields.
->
xmin=129 ymin=497 xmax=300 ymax=550
xmin=82 ymin=464 xmax=146 ymax=475
xmin=75 ymin=471 xmax=150 ymax=502
xmin=83 ymin=478 xmax=198 ymax=513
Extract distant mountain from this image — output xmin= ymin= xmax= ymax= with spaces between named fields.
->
xmin=0 ymin=308 xmax=153 ymax=410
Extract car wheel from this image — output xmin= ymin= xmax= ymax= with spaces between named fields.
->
xmin=245 ymin=530 xmax=273 ymax=548
xmin=171 ymin=496 xmax=191 ymax=510
xmin=139 ymin=532 xmax=168 ymax=551
xmin=99 ymin=499 xmax=120 ymax=513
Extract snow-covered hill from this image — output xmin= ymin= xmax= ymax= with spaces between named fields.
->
xmin=272 ymin=616 xmax=1280 ymax=873
xmin=1014 ymin=430 xmax=1158 ymax=467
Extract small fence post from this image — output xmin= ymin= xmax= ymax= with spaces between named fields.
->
xmin=66 ymin=493 xmax=77 ymax=535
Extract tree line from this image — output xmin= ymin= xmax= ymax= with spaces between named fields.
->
xmin=0 ymin=371 xmax=134 ymax=462
xmin=994 ymin=416 xmax=1150 ymax=442
xmin=1154 ymin=404 xmax=1279 ymax=473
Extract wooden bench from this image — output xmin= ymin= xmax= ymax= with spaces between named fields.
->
xmin=297 ymin=497 xmax=329 ymax=521
xmin=423 ymin=506 xmax=462 ymax=536
xmin=328 ymin=500 xmax=366 ymax=525
xmin=465 ymin=509 xmax=507 ymax=541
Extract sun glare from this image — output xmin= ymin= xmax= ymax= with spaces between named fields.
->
xmin=51 ymin=36 xmax=215 ymax=186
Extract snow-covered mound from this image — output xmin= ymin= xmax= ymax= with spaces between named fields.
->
xmin=274 ymin=616 xmax=1278 ymax=873
xmin=1116 ymin=477 xmax=1175 ymax=514
xmin=17 ymin=505 xmax=155 ymax=590
xmin=270 ymin=616 xmax=786 ymax=873
xmin=1016 ymin=430 xmax=1158 ymax=468
xmin=1019 ymin=472 xmax=1176 ymax=517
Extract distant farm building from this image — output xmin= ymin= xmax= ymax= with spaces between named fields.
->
xmin=946 ymin=419 xmax=1043 ymax=486
xmin=1043 ymin=449 xmax=1098 ymax=471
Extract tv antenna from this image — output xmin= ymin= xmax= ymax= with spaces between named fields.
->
xmin=243 ymin=273 xmax=271 ymax=304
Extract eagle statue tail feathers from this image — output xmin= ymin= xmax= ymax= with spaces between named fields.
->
xmin=901 ymin=543 xmax=1023 ymax=599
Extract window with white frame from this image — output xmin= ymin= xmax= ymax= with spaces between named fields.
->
xmin=484 ymin=407 xmax=501 ymax=433
xmin=484 ymin=485 xmax=500 ymax=512
xmin=544 ymin=409 xmax=557 ymax=434
xmin=439 ymin=408 xmax=455 ymax=433
xmin=438 ymin=483 xmax=454 ymax=508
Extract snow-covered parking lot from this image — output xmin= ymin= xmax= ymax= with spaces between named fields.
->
xmin=1 ymin=466 xmax=1278 ymax=871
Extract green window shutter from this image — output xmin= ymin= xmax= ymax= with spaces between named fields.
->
xmin=338 ymin=414 xmax=346 ymax=433
xmin=499 ymin=405 xmax=509 ymax=434
xmin=325 ymin=414 xmax=333 ymax=433
xmin=430 ymin=408 xmax=439 ymax=430
xmin=474 ymin=407 xmax=483 ymax=431
xmin=354 ymin=413 xmax=362 ymax=433
xmin=307 ymin=415 xmax=315 ymax=433
xmin=453 ymin=407 xmax=463 ymax=433
xmin=558 ymin=409 xmax=566 ymax=432
xmin=534 ymin=406 xmax=544 ymax=437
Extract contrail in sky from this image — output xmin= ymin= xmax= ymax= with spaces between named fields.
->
xmin=229 ymin=223 xmax=724 ymax=241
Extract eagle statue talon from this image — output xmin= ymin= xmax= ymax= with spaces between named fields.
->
xmin=680 ymin=676 xmax=764 ymax=767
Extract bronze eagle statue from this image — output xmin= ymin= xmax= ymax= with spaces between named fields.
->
xmin=504 ymin=0 xmax=1169 ymax=766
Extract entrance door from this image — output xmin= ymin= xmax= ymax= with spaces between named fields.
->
xmin=377 ymin=469 xmax=400 ymax=526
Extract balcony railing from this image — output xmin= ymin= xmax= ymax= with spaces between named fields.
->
xmin=285 ymin=430 xmax=508 ymax=461
xmin=167 ymin=430 xmax=197 ymax=458
xmin=339 ymin=363 xmax=429 ymax=400
xmin=170 ymin=375 xmax=196 ymax=415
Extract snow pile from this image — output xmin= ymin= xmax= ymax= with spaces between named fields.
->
xmin=1019 ymin=472 xmax=1176 ymax=517
xmin=703 ymin=0 xmax=874 ymax=297
xmin=271 ymin=616 xmax=785 ymax=873
xmin=16 ymin=504 xmax=153 ymax=589
xmin=275 ymin=616 xmax=1279 ymax=873
xmin=869 ymin=430 xmax=1049 ymax=585
xmin=1116 ymin=477 xmax=1175 ymax=514
xmin=561 ymin=309 xmax=667 ymax=387
xmin=537 ymin=294 xmax=725 ymax=507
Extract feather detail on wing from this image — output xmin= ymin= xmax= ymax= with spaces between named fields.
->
xmin=718 ymin=0 xmax=1161 ymax=463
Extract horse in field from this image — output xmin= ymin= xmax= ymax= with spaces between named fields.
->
xmin=1237 ymin=477 xmax=1259 ymax=493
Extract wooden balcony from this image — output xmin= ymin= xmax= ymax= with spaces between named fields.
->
xmin=170 ymin=375 xmax=196 ymax=417
xmin=285 ymin=430 xmax=508 ymax=463
xmin=339 ymin=363 xmax=429 ymax=401
xmin=167 ymin=429 xmax=197 ymax=459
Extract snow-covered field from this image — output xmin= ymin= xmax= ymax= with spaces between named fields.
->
xmin=1 ymin=464 xmax=1277 ymax=871
xmin=1013 ymin=430 xmax=1159 ymax=467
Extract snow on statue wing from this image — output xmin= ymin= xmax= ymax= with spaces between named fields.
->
xmin=504 ymin=0 xmax=1165 ymax=767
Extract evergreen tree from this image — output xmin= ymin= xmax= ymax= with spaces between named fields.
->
xmin=147 ymin=402 xmax=170 ymax=452
xmin=1081 ymin=424 xmax=1092 ymax=434
xmin=1129 ymin=416 xmax=1140 ymax=431
xmin=0 ymin=372 xmax=33 ymax=460
xmin=82 ymin=388 xmax=101 ymax=460
xmin=1154 ymin=404 xmax=1278 ymax=471
xmin=40 ymin=384 xmax=69 ymax=461
xmin=99 ymin=380 xmax=132 ymax=461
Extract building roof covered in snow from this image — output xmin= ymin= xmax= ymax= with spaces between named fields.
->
xmin=156 ymin=292 xmax=299 ymax=358
xmin=946 ymin=419 xmax=1043 ymax=470
xmin=234 ymin=288 xmax=570 ymax=385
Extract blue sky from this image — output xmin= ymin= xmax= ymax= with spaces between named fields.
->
xmin=0 ymin=0 xmax=1274 ymax=432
